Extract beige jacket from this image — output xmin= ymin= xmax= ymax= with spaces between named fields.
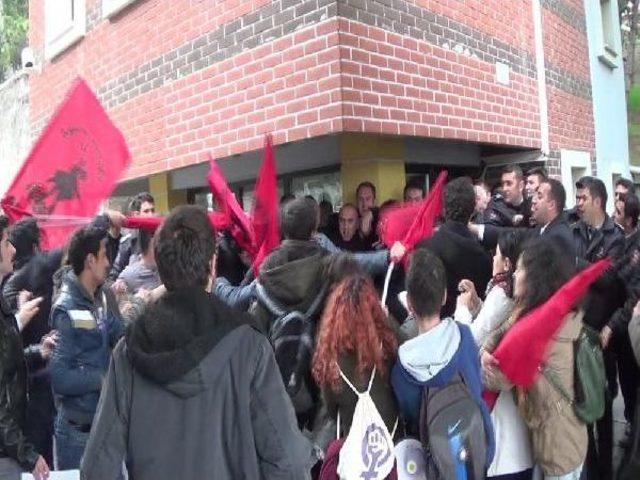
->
xmin=520 ymin=311 xmax=588 ymax=476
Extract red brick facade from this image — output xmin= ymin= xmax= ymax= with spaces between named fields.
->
xmin=29 ymin=0 xmax=596 ymax=181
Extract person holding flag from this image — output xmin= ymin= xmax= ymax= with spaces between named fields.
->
xmin=480 ymin=239 xmax=608 ymax=479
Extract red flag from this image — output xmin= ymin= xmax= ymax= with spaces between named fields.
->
xmin=379 ymin=171 xmax=447 ymax=252
xmin=493 ymin=259 xmax=610 ymax=387
xmin=251 ymin=134 xmax=280 ymax=273
xmin=123 ymin=216 xmax=163 ymax=232
xmin=378 ymin=202 xmax=423 ymax=248
xmin=123 ymin=212 xmax=229 ymax=233
xmin=1 ymin=78 xmax=130 ymax=249
xmin=402 ymin=171 xmax=447 ymax=251
xmin=207 ymin=157 xmax=254 ymax=254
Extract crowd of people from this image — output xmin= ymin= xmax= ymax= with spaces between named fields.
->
xmin=1 ymin=164 xmax=640 ymax=480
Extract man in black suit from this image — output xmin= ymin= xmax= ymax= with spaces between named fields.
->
xmin=572 ymin=176 xmax=625 ymax=480
xmin=416 ymin=177 xmax=492 ymax=318
xmin=528 ymin=178 xmax=576 ymax=256
xmin=472 ymin=178 xmax=576 ymax=259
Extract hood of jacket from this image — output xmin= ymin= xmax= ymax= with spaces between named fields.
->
xmin=397 ymin=318 xmax=461 ymax=383
xmin=258 ymin=239 xmax=328 ymax=311
xmin=125 ymin=287 xmax=255 ymax=398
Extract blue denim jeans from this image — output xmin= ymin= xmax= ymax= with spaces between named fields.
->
xmin=0 ymin=458 xmax=22 ymax=480
xmin=54 ymin=411 xmax=90 ymax=470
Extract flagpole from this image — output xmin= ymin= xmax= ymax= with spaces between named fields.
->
xmin=381 ymin=262 xmax=395 ymax=306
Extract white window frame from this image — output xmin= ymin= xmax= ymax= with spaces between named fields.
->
xmin=597 ymin=0 xmax=620 ymax=69
xmin=607 ymin=163 xmax=631 ymax=212
xmin=560 ymin=149 xmax=592 ymax=208
xmin=102 ymin=0 xmax=138 ymax=19
xmin=44 ymin=0 xmax=86 ymax=60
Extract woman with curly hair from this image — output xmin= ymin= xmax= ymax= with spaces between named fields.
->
xmin=312 ymin=273 xmax=399 ymax=436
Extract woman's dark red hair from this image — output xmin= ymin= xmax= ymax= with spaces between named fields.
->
xmin=312 ymin=274 xmax=398 ymax=391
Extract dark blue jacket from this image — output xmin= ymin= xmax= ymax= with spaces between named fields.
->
xmin=50 ymin=271 xmax=123 ymax=424
xmin=391 ymin=322 xmax=495 ymax=466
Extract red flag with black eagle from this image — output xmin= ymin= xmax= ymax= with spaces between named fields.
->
xmin=1 ymin=78 xmax=131 ymax=249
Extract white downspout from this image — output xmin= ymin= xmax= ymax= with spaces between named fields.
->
xmin=532 ymin=0 xmax=550 ymax=156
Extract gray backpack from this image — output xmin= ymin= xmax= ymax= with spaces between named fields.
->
xmin=255 ymin=283 xmax=326 ymax=415
xmin=419 ymin=373 xmax=488 ymax=480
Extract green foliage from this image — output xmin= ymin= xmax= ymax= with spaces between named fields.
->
xmin=0 ymin=0 xmax=28 ymax=81
xmin=629 ymin=85 xmax=640 ymax=113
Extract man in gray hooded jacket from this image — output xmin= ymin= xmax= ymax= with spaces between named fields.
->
xmin=80 ymin=205 xmax=315 ymax=480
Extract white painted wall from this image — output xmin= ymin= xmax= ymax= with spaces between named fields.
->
xmin=584 ymin=0 xmax=631 ymax=213
xmin=0 ymin=71 xmax=30 ymax=200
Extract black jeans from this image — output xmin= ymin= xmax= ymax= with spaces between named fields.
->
xmin=24 ymin=376 xmax=55 ymax=467
xmin=614 ymin=334 xmax=640 ymax=423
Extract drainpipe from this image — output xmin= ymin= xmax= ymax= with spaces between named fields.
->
xmin=532 ymin=0 xmax=550 ymax=156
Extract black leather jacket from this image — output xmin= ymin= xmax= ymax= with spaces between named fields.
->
xmin=0 ymin=292 xmax=39 ymax=470
xmin=481 ymin=194 xmax=531 ymax=228
xmin=572 ymin=215 xmax=626 ymax=331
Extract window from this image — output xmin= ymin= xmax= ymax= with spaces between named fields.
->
xmin=598 ymin=0 xmax=619 ymax=68
xmin=45 ymin=0 xmax=86 ymax=60
xmin=102 ymin=0 xmax=138 ymax=19
xmin=290 ymin=171 xmax=342 ymax=210
xmin=241 ymin=182 xmax=286 ymax=214
xmin=560 ymin=150 xmax=592 ymax=208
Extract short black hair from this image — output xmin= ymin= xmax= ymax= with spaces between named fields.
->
xmin=0 ymin=215 xmax=8 ymax=238
xmin=445 ymin=177 xmax=475 ymax=223
xmin=68 ymin=227 xmax=107 ymax=276
xmin=319 ymin=199 xmax=333 ymax=211
xmin=155 ymin=205 xmax=216 ymax=291
xmin=624 ymin=193 xmax=640 ymax=229
xmin=527 ymin=166 xmax=548 ymax=181
xmin=8 ymin=218 xmax=40 ymax=267
xmin=403 ymin=178 xmax=425 ymax=198
xmin=616 ymin=178 xmax=636 ymax=195
xmin=541 ymin=178 xmax=566 ymax=213
xmin=0 ymin=215 xmax=9 ymax=263
xmin=502 ymin=164 xmax=524 ymax=181
xmin=356 ymin=181 xmax=376 ymax=199
xmin=280 ymin=193 xmax=296 ymax=206
xmin=280 ymin=197 xmax=318 ymax=241
xmin=576 ymin=176 xmax=608 ymax=210
xmin=406 ymin=248 xmax=447 ymax=318
xmin=128 ymin=192 xmax=155 ymax=213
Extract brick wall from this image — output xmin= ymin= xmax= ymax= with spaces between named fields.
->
xmin=541 ymin=1 xmax=595 ymax=174
xmin=28 ymin=0 xmax=596 ymax=180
